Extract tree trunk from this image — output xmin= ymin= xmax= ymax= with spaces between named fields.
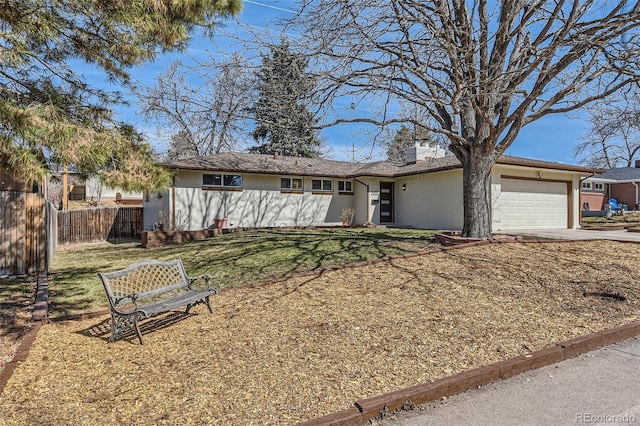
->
xmin=460 ymin=151 xmax=495 ymax=238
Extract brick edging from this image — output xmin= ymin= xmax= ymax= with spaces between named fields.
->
xmin=299 ymin=321 xmax=640 ymax=425
xmin=32 ymin=273 xmax=49 ymax=323
xmin=0 ymin=322 xmax=42 ymax=395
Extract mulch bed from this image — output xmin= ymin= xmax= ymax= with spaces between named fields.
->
xmin=1 ymin=241 xmax=639 ymax=425
xmin=0 ymin=281 xmax=36 ymax=372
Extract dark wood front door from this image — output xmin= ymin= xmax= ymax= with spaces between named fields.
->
xmin=379 ymin=182 xmax=394 ymax=223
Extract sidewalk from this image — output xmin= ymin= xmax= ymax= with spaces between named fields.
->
xmin=375 ymin=337 xmax=640 ymax=426
xmin=512 ymin=228 xmax=640 ymax=242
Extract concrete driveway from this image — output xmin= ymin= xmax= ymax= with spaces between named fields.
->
xmin=510 ymin=228 xmax=640 ymax=242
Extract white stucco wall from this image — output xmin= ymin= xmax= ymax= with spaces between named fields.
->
xmin=394 ymin=170 xmax=464 ymax=230
xmin=143 ymin=190 xmax=170 ymax=230
xmin=85 ymin=177 xmax=143 ymax=201
xmin=163 ymin=171 xmax=356 ymax=230
xmin=352 ymin=178 xmax=370 ymax=225
xmin=352 ymin=178 xmax=382 ymax=224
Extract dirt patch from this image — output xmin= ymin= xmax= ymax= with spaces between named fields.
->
xmin=1 ymin=241 xmax=639 ymax=425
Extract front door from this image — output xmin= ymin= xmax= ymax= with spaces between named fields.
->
xmin=379 ymin=182 xmax=394 ymax=223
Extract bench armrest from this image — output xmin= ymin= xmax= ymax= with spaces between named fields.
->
xmin=113 ymin=292 xmax=139 ymax=310
xmin=188 ymin=275 xmax=215 ymax=291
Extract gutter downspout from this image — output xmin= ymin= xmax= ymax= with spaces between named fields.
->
xmin=578 ymin=173 xmax=597 ymax=228
xmin=353 ymin=177 xmax=369 ymax=224
xmin=171 ymin=173 xmax=177 ymax=230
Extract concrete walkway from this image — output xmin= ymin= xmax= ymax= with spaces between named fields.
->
xmin=375 ymin=338 xmax=640 ymax=426
xmin=511 ymin=228 xmax=640 ymax=242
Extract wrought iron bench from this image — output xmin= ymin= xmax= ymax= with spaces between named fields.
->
xmin=98 ymin=258 xmax=217 ymax=344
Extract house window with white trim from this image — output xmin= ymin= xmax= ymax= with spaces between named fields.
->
xmin=582 ymin=181 xmax=592 ymax=190
xmin=594 ymin=183 xmax=604 ymax=191
xmin=281 ymin=177 xmax=303 ymax=191
xmin=203 ymin=173 xmax=243 ymax=188
xmin=312 ymin=179 xmax=333 ymax=192
xmin=338 ymin=180 xmax=353 ymax=193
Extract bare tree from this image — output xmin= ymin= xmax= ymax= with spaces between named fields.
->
xmin=138 ymin=53 xmax=253 ymax=158
xmin=289 ymin=1 xmax=640 ymax=237
xmin=575 ymin=93 xmax=640 ymax=168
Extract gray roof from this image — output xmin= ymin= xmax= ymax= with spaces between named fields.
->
xmin=165 ymin=152 xmax=599 ymax=178
xmin=598 ymin=167 xmax=640 ymax=181
xmin=167 ymin=152 xmax=360 ymax=178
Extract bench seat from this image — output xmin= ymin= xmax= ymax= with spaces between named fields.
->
xmin=98 ymin=258 xmax=217 ymax=344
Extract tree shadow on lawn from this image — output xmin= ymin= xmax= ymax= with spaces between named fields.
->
xmin=181 ymin=229 xmax=439 ymax=288
xmin=50 ymin=229 xmax=440 ymax=317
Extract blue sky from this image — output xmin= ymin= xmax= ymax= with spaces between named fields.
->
xmin=105 ymin=0 xmax=591 ymax=166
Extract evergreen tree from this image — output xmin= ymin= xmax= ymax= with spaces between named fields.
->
xmin=0 ymin=0 xmax=241 ymax=191
xmin=383 ymin=126 xmax=436 ymax=165
xmin=249 ymin=41 xmax=321 ymax=158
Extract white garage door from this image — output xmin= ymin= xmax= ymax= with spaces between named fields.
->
xmin=498 ymin=178 xmax=568 ymax=230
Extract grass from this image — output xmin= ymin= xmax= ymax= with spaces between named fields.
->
xmin=582 ymin=212 xmax=640 ymax=226
xmin=50 ymin=228 xmax=440 ymax=317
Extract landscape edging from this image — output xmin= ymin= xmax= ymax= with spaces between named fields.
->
xmin=299 ymin=322 xmax=640 ymax=426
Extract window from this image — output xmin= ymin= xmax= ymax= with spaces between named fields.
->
xmin=281 ymin=177 xmax=303 ymax=191
xmin=338 ymin=180 xmax=353 ymax=193
xmin=312 ymin=179 xmax=333 ymax=192
xmin=582 ymin=181 xmax=592 ymax=190
xmin=203 ymin=173 xmax=242 ymax=188
xmin=594 ymin=183 xmax=604 ymax=191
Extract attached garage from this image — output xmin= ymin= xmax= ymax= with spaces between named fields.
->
xmin=497 ymin=178 xmax=569 ymax=230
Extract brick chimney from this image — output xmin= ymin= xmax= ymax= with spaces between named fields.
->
xmin=635 ymin=159 xmax=640 ymax=168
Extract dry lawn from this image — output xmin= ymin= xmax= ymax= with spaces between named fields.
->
xmin=1 ymin=241 xmax=639 ymax=425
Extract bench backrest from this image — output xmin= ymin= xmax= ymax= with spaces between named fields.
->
xmin=98 ymin=258 xmax=190 ymax=310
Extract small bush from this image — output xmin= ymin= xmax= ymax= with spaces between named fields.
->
xmin=340 ymin=208 xmax=356 ymax=226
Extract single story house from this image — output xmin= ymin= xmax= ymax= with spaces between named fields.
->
xmin=581 ymin=161 xmax=640 ymax=212
xmin=47 ymin=170 xmax=143 ymax=206
xmin=144 ymin=145 xmax=599 ymax=232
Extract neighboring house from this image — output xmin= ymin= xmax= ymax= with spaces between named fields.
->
xmin=48 ymin=170 xmax=143 ymax=206
xmin=144 ymin=145 xmax=599 ymax=232
xmin=581 ymin=161 xmax=640 ymax=211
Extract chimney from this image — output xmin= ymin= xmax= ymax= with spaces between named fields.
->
xmin=635 ymin=159 xmax=640 ymax=168
xmin=273 ymin=151 xmax=280 ymax=160
xmin=405 ymin=141 xmax=447 ymax=164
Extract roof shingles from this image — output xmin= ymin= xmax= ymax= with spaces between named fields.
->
xmin=165 ymin=152 xmax=598 ymax=179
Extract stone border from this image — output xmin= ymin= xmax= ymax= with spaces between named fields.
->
xmin=435 ymin=232 xmax=522 ymax=246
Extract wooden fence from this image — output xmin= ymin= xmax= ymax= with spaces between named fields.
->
xmin=0 ymin=192 xmax=46 ymax=276
xmin=57 ymin=206 xmax=143 ymax=245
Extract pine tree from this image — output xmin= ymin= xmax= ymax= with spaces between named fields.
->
xmin=249 ymin=41 xmax=322 ymax=158
xmin=383 ymin=126 xmax=437 ymax=165
xmin=0 ymin=0 xmax=241 ymax=191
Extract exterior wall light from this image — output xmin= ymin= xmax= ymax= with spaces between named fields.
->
xmin=402 ymin=183 xmax=407 ymax=191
